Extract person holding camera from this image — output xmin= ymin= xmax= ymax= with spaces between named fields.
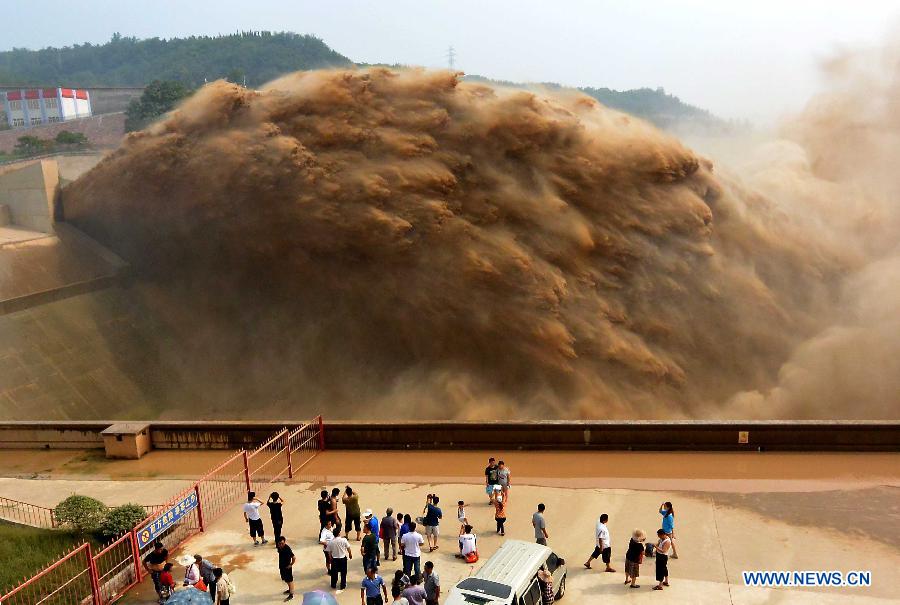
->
xmin=422 ymin=494 xmax=443 ymax=552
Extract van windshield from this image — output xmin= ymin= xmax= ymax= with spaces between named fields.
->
xmin=457 ymin=578 xmax=512 ymax=599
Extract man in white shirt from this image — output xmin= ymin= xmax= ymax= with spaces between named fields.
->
xmin=242 ymin=491 xmax=268 ymax=546
xmin=319 ymin=518 xmax=335 ymax=574
xmin=583 ymin=513 xmax=615 ymax=572
xmin=457 ymin=525 xmax=477 ymax=560
xmin=400 ymin=521 xmax=425 ymax=579
xmin=327 ymin=533 xmax=352 ymax=590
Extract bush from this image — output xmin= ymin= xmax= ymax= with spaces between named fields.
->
xmin=53 ymin=495 xmax=107 ymax=534
xmin=54 ymin=130 xmax=88 ymax=146
xmin=99 ymin=503 xmax=147 ymax=539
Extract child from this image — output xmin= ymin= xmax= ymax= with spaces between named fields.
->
xmin=494 ymin=494 xmax=506 ymax=536
xmin=158 ymin=563 xmax=176 ymax=603
xmin=457 ymin=500 xmax=468 ymax=533
xmin=624 ymin=529 xmax=645 ymax=588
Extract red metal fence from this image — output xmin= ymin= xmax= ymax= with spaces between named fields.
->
xmin=0 ymin=416 xmax=324 ymax=605
xmin=0 ymin=495 xmax=57 ymax=529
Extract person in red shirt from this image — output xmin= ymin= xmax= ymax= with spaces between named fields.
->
xmin=158 ymin=563 xmax=176 ymax=602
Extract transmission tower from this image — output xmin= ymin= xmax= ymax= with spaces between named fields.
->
xmin=447 ymin=46 xmax=456 ymax=69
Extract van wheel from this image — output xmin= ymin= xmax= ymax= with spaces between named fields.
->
xmin=556 ymin=575 xmax=566 ymax=599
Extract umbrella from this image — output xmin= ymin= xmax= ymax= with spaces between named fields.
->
xmin=302 ymin=590 xmax=339 ymax=605
xmin=165 ymin=587 xmax=213 ymax=604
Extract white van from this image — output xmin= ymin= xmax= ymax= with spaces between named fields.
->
xmin=445 ymin=540 xmax=568 ymax=605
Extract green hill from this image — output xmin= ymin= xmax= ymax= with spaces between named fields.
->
xmin=0 ymin=31 xmax=352 ymax=88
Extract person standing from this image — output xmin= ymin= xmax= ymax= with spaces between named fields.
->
xmin=391 ymin=585 xmax=409 ymax=605
xmin=624 ymin=529 xmax=645 ymax=589
xmin=267 ymin=492 xmax=285 ymax=539
xmin=659 ymin=502 xmax=678 ymax=558
xmin=402 ymin=574 xmax=427 ymax=605
xmin=382 ymin=507 xmax=399 ymax=561
xmin=653 ymin=529 xmax=672 ymax=590
xmin=328 ymin=531 xmax=353 ymax=590
xmin=399 ymin=514 xmax=412 ymax=541
xmin=362 ymin=523 xmax=380 ymax=572
xmin=484 ymin=458 xmax=499 ymax=503
xmin=142 ymin=541 xmax=168 ymax=602
xmin=532 ymin=503 xmax=549 ymax=545
xmin=320 ymin=518 xmax=336 ymax=574
xmin=400 ymin=521 xmax=425 ymax=578
xmin=328 ymin=487 xmax=344 ymax=537
xmin=497 ymin=461 xmax=511 ymax=504
xmin=422 ymin=495 xmax=442 ymax=552
xmin=361 ymin=566 xmax=389 ymax=605
xmin=158 ymin=563 xmax=176 ymax=603
xmin=365 ymin=510 xmax=380 ymax=540
xmin=177 ymin=554 xmax=200 ymax=588
xmin=194 ymin=554 xmax=216 ymax=599
xmin=243 ymin=492 xmax=268 ymax=546
xmin=537 ymin=566 xmax=554 ymax=605
xmin=276 ymin=536 xmax=296 ymax=601
xmin=344 ymin=486 xmax=362 ymax=541
xmin=456 ymin=501 xmax=468 ymax=534
xmin=423 ymin=561 xmax=441 ymax=605
xmin=494 ymin=494 xmax=506 ymax=536
xmin=213 ymin=567 xmax=233 ymax=605
xmin=583 ymin=513 xmax=615 ymax=572
xmin=319 ymin=490 xmax=331 ymax=532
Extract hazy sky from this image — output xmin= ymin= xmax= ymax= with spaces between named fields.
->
xmin=4 ymin=0 xmax=899 ymax=123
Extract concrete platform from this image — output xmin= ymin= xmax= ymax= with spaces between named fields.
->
xmin=2 ymin=449 xmax=893 ymax=604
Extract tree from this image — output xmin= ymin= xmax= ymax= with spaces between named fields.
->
xmin=99 ymin=503 xmax=147 ymax=539
xmin=125 ymin=80 xmax=192 ymax=132
xmin=53 ymin=495 xmax=107 ymax=534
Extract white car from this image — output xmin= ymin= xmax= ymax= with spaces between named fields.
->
xmin=445 ymin=540 xmax=567 ymax=605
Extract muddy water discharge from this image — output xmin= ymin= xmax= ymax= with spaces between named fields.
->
xmin=62 ymin=65 xmax=899 ymax=420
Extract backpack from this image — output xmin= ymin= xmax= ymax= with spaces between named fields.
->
xmin=644 ymin=542 xmax=655 ymax=558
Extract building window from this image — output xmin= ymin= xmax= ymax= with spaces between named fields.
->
xmin=27 ymin=99 xmax=41 ymax=110
xmin=47 ymin=116 xmax=61 ymax=123
xmin=44 ymin=98 xmax=57 ymax=109
xmin=9 ymin=100 xmax=21 ymax=110
xmin=12 ymin=118 xmax=25 ymax=127
xmin=30 ymin=117 xmax=42 ymax=125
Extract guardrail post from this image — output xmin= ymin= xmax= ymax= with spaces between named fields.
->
xmin=130 ymin=528 xmax=143 ymax=581
xmin=242 ymin=450 xmax=252 ymax=492
xmin=287 ymin=439 xmax=293 ymax=479
xmin=195 ymin=484 xmax=205 ymax=532
xmin=87 ymin=542 xmax=101 ymax=605
xmin=318 ymin=415 xmax=325 ymax=451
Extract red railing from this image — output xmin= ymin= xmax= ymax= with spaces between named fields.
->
xmin=0 ymin=416 xmax=324 ymax=604
xmin=0 ymin=495 xmax=57 ymax=529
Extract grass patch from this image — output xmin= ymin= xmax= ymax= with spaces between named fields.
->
xmin=0 ymin=521 xmax=99 ymax=593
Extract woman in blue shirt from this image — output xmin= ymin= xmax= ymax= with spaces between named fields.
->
xmin=659 ymin=502 xmax=678 ymax=559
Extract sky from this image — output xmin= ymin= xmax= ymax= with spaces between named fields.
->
xmin=3 ymin=0 xmax=899 ymax=123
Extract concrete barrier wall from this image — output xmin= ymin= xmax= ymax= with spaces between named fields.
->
xmin=0 ymin=420 xmax=898 ymax=452
xmin=0 ymin=159 xmax=58 ymax=231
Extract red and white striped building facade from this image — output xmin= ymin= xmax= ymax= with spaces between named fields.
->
xmin=2 ymin=88 xmax=92 ymax=129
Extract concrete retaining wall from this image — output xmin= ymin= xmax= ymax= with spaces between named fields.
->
xmin=0 ymin=159 xmax=57 ymax=231
xmin=0 ymin=113 xmax=125 ymax=153
xmin=0 ymin=420 xmax=898 ymax=452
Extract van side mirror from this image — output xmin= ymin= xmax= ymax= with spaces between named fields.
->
xmin=557 ymin=558 xmax=565 ymax=566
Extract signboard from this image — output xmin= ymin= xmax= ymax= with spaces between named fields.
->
xmin=136 ymin=491 xmax=199 ymax=549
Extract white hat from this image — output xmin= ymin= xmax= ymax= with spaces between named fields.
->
xmin=364 ymin=509 xmax=373 ymax=518
xmin=177 ymin=554 xmax=195 ymax=566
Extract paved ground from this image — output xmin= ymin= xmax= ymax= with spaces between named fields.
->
xmin=3 ymin=449 xmax=893 ymax=604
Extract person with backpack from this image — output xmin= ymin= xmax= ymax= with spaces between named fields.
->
xmin=214 ymin=567 xmax=236 ymax=604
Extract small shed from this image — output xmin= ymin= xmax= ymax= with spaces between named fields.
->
xmin=100 ymin=422 xmax=152 ymax=459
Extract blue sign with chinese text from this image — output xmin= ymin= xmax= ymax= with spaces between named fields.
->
xmin=137 ymin=491 xmax=198 ymax=548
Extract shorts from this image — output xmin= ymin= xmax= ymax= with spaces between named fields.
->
xmin=591 ymin=546 xmax=611 ymax=564
xmin=346 ymin=514 xmax=361 ymax=532
xmin=249 ymin=518 xmax=264 ymax=538
xmin=424 ymin=525 xmax=440 ymax=537
xmin=280 ymin=567 xmax=294 ymax=583
xmin=536 ymin=537 xmax=547 ymax=546
xmin=656 ymin=554 xmax=668 ymax=581
xmin=485 ymin=485 xmax=493 ymax=496
xmin=625 ymin=560 xmax=640 ymax=577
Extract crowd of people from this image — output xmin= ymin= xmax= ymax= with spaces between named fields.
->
xmin=142 ymin=458 xmax=680 ymax=603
